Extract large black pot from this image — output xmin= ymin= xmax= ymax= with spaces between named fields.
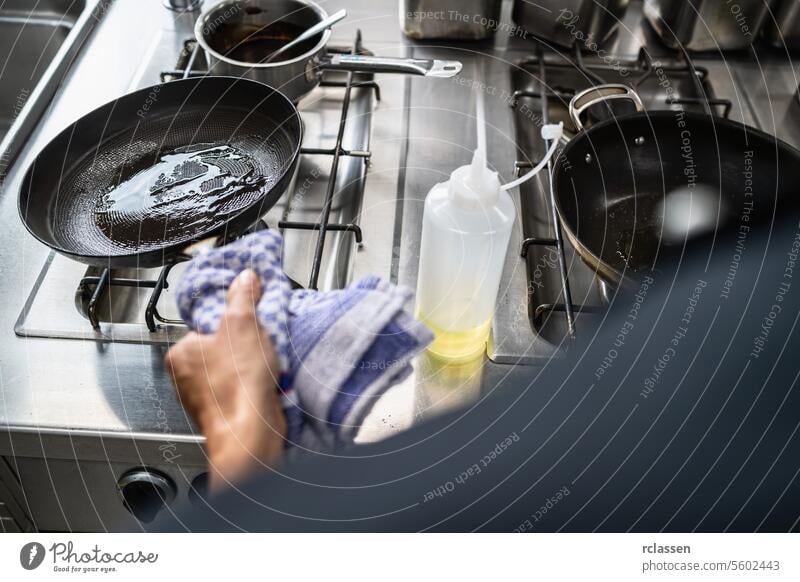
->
xmin=552 ymin=84 xmax=800 ymax=285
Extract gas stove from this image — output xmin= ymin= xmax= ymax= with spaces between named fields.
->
xmin=13 ymin=21 xmax=782 ymax=365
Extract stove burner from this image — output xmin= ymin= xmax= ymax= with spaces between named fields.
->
xmin=77 ymin=33 xmax=379 ymax=332
xmin=17 ymin=32 xmax=380 ymax=341
xmin=509 ymin=42 xmax=733 ymax=341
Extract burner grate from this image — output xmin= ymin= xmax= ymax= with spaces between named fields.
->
xmin=509 ymin=42 xmax=732 ymax=339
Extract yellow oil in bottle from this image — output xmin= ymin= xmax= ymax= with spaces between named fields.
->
xmin=419 ymin=314 xmax=492 ymax=364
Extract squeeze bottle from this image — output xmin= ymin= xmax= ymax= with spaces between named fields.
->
xmin=415 ymin=148 xmax=515 ymax=362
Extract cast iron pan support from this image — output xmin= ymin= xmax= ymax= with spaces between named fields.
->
xmin=513 ymin=43 xmax=579 ymax=339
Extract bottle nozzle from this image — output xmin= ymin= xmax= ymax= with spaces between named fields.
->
xmin=449 ymin=148 xmax=501 ymax=208
xmin=541 ymin=123 xmax=564 ymax=141
xmin=469 ymin=148 xmax=487 ymax=185
xmin=500 ymin=122 xmax=564 ymax=192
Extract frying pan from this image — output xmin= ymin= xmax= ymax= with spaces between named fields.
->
xmin=552 ymin=84 xmax=800 ymax=285
xmin=19 ymin=76 xmax=302 ymax=268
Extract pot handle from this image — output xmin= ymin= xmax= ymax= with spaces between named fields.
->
xmin=569 ymin=84 xmax=645 ymax=132
xmin=318 ymin=53 xmax=462 ymax=78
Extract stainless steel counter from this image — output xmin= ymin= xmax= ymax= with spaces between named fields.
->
xmin=1 ymin=0 xmax=800 ymax=482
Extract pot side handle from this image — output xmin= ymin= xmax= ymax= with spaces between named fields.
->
xmin=569 ymin=84 xmax=645 ymax=132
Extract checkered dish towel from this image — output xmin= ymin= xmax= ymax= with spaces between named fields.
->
xmin=175 ymin=230 xmax=433 ymax=451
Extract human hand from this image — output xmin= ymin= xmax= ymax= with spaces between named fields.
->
xmin=165 ymin=269 xmax=286 ymax=493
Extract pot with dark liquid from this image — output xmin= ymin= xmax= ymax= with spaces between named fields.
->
xmin=195 ymin=0 xmax=463 ymax=102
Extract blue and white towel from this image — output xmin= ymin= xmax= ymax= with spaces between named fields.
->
xmin=175 ymin=230 xmax=433 ymax=451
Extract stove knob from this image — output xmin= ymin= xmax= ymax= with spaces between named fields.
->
xmin=117 ymin=469 xmax=176 ymax=523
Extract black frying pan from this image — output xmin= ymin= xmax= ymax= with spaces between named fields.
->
xmin=553 ymin=84 xmax=800 ymax=285
xmin=19 ymin=76 xmax=302 ymax=268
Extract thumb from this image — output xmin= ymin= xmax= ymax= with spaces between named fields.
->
xmin=225 ymin=269 xmax=262 ymax=318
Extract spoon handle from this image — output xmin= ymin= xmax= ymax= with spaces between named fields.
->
xmin=265 ymin=9 xmax=348 ymax=63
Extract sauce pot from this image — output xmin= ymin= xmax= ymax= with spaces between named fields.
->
xmin=195 ymin=0 xmax=463 ymax=102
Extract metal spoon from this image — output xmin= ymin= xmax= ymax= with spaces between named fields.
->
xmin=264 ymin=9 xmax=347 ymax=64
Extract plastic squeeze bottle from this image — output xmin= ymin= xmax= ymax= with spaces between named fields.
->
xmin=415 ymin=148 xmax=515 ymax=363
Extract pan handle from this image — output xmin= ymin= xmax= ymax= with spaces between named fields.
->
xmin=318 ymin=54 xmax=463 ymax=78
xmin=569 ymin=84 xmax=645 ymax=133
xmin=176 ymin=221 xmax=271 ymax=262
xmin=176 ymin=236 xmax=222 ymax=262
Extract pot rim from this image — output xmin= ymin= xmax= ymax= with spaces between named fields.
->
xmin=194 ymin=0 xmax=332 ymax=69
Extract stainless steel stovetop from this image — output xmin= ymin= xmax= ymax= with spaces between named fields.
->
xmin=6 ymin=0 xmax=800 ymax=435
xmin=5 ymin=0 xmax=800 ymax=532
xmin=14 ymin=7 xmax=800 ymax=366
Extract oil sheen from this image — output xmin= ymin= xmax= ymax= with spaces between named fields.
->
xmin=93 ymin=143 xmax=267 ymax=248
